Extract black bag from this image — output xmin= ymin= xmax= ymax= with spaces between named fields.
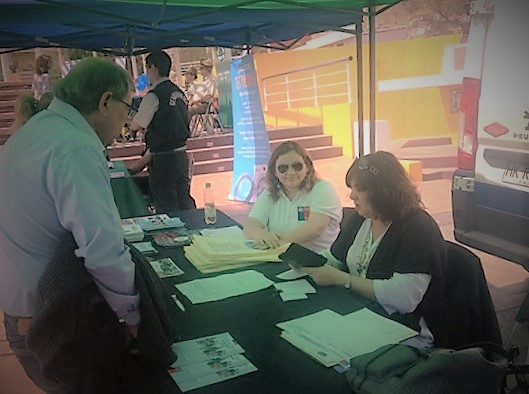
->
xmin=346 ymin=343 xmax=510 ymax=394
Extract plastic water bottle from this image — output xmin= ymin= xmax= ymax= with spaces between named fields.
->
xmin=204 ymin=182 xmax=217 ymax=224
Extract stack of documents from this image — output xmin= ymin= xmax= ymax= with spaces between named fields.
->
xmin=184 ymin=235 xmax=289 ymax=273
xmin=277 ymin=308 xmax=418 ymax=368
xmin=122 ymin=214 xmax=185 ymax=232
xmin=121 ymin=222 xmax=144 ymax=242
xmin=170 ymin=332 xmax=257 ymax=392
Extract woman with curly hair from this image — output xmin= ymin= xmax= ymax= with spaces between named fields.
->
xmin=304 ymin=151 xmax=447 ymax=347
xmin=243 ymin=141 xmax=342 ymax=252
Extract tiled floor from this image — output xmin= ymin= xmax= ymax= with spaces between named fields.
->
xmin=1 ymin=155 xmax=528 ymax=394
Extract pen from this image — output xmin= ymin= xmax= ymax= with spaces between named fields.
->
xmin=172 ymin=295 xmax=186 ymax=312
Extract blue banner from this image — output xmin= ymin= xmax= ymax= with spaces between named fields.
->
xmin=229 ymin=55 xmax=270 ymax=202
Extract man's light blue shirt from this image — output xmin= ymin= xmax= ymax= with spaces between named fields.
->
xmin=0 ymin=98 xmax=140 ymax=324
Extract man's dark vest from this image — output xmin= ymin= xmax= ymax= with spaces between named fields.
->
xmin=146 ymin=80 xmax=189 ymax=153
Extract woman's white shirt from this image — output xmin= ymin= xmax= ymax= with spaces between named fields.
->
xmin=248 ymin=180 xmax=342 ymax=252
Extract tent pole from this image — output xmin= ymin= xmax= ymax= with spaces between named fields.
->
xmin=369 ymin=4 xmax=376 ymax=153
xmin=356 ymin=18 xmax=364 ymax=158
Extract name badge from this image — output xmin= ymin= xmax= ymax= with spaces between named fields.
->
xmin=297 ymin=206 xmax=311 ymax=221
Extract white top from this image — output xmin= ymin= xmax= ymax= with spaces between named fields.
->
xmin=33 ymin=72 xmax=52 ymax=100
xmin=192 ymin=74 xmax=217 ymax=103
xmin=248 ymin=180 xmax=342 ymax=252
xmin=0 ymin=98 xmax=140 ymax=324
xmin=132 ymin=77 xmax=171 ymax=129
xmin=323 ymin=219 xmax=434 ymax=347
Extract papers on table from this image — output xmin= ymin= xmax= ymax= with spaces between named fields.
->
xmin=175 ymin=270 xmax=274 ymax=304
xmin=200 ymin=225 xmax=244 ymax=239
xmin=277 ymin=308 xmax=418 ymax=368
xmin=149 ymin=257 xmax=184 ymax=278
xmin=122 ymin=223 xmax=144 ymax=242
xmin=170 ymin=332 xmax=257 ymax=392
xmin=131 ymin=241 xmax=157 ymax=255
xmin=276 ymin=268 xmax=308 ymax=280
xmin=122 ymin=214 xmax=185 ymax=232
xmin=184 ymin=235 xmax=289 ymax=273
xmin=273 ymin=279 xmax=316 ymax=302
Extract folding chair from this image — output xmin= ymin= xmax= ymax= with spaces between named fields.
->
xmin=189 ymin=98 xmax=226 ymax=137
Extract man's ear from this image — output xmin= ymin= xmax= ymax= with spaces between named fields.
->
xmin=98 ymin=92 xmax=113 ymax=115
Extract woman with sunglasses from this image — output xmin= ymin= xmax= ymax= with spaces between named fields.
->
xmin=302 ymin=151 xmax=446 ymax=347
xmin=243 ymin=141 xmax=342 ymax=252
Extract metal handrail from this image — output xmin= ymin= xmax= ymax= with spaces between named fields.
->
xmin=261 ymin=56 xmax=353 ymax=111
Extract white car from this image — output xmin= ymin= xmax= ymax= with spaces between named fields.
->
xmin=452 ymin=0 xmax=529 ymax=268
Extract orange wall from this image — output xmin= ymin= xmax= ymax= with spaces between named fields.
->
xmin=253 ymin=34 xmax=463 ymax=149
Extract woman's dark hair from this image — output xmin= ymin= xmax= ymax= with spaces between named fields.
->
xmin=146 ymin=50 xmax=172 ymax=77
xmin=266 ymin=141 xmax=319 ymax=201
xmin=345 ymin=151 xmax=423 ymax=222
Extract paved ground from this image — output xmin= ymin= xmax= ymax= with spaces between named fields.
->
xmin=1 ymin=155 xmax=528 ymax=393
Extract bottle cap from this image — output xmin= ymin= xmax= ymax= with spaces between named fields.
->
xmin=205 ymin=182 xmax=211 ymax=188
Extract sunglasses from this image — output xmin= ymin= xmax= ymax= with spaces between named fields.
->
xmin=276 ymin=162 xmax=304 ymax=174
xmin=115 ymin=99 xmax=137 ymax=121
xmin=357 ymin=156 xmax=379 ymax=175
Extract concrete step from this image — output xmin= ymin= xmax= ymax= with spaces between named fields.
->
xmin=392 ymin=141 xmax=457 ymax=169
xmin=189 ymin=135 xmax=334 ymax=162
xmin=0 ymin=103 xmax=14 ymax=113
xmin=193 ymin=145 xmax=342 ymax=175
xmin=268 ymin=125 xmax=323 ymax=139
xmin=400 ymin=136 xmax=452 ymax=148
xmin=0 ymin=90 xmax=31 ymax=101
xmin=0 ymin=82 xmax=32 ymax=91
xmin=422 ymin=167 xmax=456 ymax=181
xmin=107 ymin=142 xmax=146 ymax=159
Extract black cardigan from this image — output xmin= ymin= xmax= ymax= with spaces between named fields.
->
xmin=330 ymin=208 xmax=446 ymax=338
xmin=26 ymin=235 xmax=182 ymax=394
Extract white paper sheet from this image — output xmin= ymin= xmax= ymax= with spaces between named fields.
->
xmin=276 ymin=269 xmax=308 ymax=280
xmin=200 ymin=226 xmax=244 ymax=239
xmin=273 ymin=279 xmax=316 ymax=294
xmin=175 ymin=270 xmax=274 ymax=304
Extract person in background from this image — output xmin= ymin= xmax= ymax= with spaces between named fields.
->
xmin=184 ymin=66 xmax=198 ymax=103
xmin=188 ymin=59 xmax=217 ymax=118
xmin=303 ymin=151 xmax=446 ymax=347
xmin=11 ymin=92 xmax=53 ymax=131
xmin=32 ymin=55 xmax=53 ymax=100
xmin=244 ymin=141 xmax=343 ymax=252
xmin=129 ymin=50 xmax=196 ymax=213
xmin=0 ymin=57 xmax=141 ymax=392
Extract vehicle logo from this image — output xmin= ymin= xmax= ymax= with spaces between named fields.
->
xmin=484 ymin=122 xmax=508 ymax=137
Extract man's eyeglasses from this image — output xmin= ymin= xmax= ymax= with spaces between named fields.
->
xmin=357 ymin=156 xmax=379 ymax=175
xmin=277 ymin=162 xmax=304 ymax=174
xmin=116 ymin=99 xmax=137 ymax=121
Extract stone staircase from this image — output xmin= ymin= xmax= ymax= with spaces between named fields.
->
xmin=108 ymin=125 xmax=343 ymax=175
xmin=382 ymin=135 xmax=457 ymax=181
xmin=0 ymin=81 xmax=32 ymax=144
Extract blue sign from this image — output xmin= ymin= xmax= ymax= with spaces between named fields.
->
xmin=229 ymin=55 xmax=270 ymax=202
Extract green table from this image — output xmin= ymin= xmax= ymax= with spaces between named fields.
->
xmin=110 ymin=160 xmax=149 ymax=219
